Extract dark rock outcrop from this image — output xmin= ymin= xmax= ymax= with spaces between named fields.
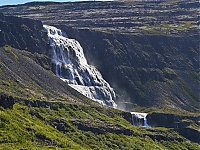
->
xmin=143 ymin=132 xmax=183 ymax=142
xmin=121 ymin=111 xmax=199 ymax=143
xmin=147 ymin=112 xmax=200 ymax=143
xmin=71 ymin=119 xmax=133 ymax=135
xmin=29 ymin=108 xmax=44 ymax=120
xmin=121 ymin=111 xmax=132 ymax=124
xmin=50 ymin=118 xmax=73 ymax=133
xmin=147 ymin=112 xmax=200 ymax=128
xmin=0 ymin=13 xmax=49 ymax=54
xmin=0 ymin=93 xmax=14 ymax=109
xmin=175 ymin=127 xmax=200 ymax=144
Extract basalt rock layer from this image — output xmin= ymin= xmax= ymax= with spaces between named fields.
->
xmin=64 ymin=29 xmax=199 ymax=111
xmin=0 ymin=13 xmax=48 ymax=54
xmin=147 ymin=112 xmax=200 ymax=144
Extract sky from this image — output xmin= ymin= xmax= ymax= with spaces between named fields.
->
xmin=0 ymin=0 xmax=84 ymax=6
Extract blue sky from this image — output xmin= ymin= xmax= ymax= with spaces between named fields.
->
xmin=0 ymin=0 xmax=82 ymax=6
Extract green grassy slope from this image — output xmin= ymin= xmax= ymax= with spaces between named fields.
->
xmin=1 ymin=101 xmax=200 ymax=149
xmin=0 ymin=46 xmax=199 ymax=149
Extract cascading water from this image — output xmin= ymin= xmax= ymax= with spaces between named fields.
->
xmin=131 ymin=112 xmax=150 ymax=128
xmin=44 ymin=25 xmax=117 ymax=108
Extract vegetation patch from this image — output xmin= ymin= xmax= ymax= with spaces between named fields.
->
xmin=0 ymin=101 xmax=199 ymax=149
xmin=4 ymin=45 xmax=19 ymax=60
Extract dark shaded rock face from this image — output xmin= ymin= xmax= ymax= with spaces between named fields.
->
xmin=143 ymin=131 xmax=183 ymax=142
xmin=147 ymin=112 xmax=200 ymax=128
xmin=147 ymin=112 xmax=200 ymax=143
xmin=147 ymin=112 xmax=183 ymax=128
xmin=29 ymin=108 xmax=44 ymax=120
xmin=121 ymin=111 xmax=132 ymax=124
xmin=0 ymin=94 xmax=14 ymax=109
xmin=119 ymin=111 xmax=200 ymax=144
xmin=50 ymin=118 xmax=73 ymax=133
xmin=175 ymin=128 xmax=200 ymax=144
xmin=0 ymin=13 xmax=49 ymax=54
xmin=71 ymin=119 xmax=133 ymax=135
xmin=62 ymin=28 xmax=199 ymax=111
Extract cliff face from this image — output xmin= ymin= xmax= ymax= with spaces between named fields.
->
xmin=147 ymin=112 xmax=200 ymax=144
xmin=62 ymin=28 xmax=199 ymax=111
xmin=0 ymin=13 xmax=48 ymax=54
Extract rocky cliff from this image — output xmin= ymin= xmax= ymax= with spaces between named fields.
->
xmin=62 ymin=28 xmax=199 ymax=112
xmin=147 ymin=112 xmax=200 ymax=143
xmin=0 ymin=13 xmax=48 ymax=54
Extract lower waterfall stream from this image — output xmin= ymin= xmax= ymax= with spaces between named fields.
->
xmin=44 ymin=25 xmax=117 ymax=108
xmin=131 ymin=112 xmax=150 ymax=128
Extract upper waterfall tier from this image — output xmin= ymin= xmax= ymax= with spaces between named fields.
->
xmin=44 ymin=25 xmax=117 ymax=108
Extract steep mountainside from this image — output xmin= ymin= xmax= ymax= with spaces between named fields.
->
xmin=0 ymin=18 xmax=198 ymax=150
xmin=0 ymin=45 xmax=96 ymax=106
xmin=62 ymin=28 xmax=199 ymax=112
xmin=0 ymin=13 xmax=48 ymax=54
xmin=0 ymin=0 xmax=198 ymax=111
xmin=0 ymin=1 xmax=199 ymax=149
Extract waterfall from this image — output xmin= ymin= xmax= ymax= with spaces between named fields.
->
xmin=44 ymin=25 xmax=117 ymax=108
xmin=131 ymin=112 xmax=150 ymax=128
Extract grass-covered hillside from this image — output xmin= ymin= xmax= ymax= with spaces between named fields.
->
xmin=1 ymin=100 xmax=199 ymax=149
xmin=0 ymin=46 xmax=199 ymax=149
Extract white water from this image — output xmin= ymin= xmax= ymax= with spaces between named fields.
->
xmin=131 ymin=112 xmax=150 ymax=128
xmin=44 ymin=25 xmax=117 ymax=108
